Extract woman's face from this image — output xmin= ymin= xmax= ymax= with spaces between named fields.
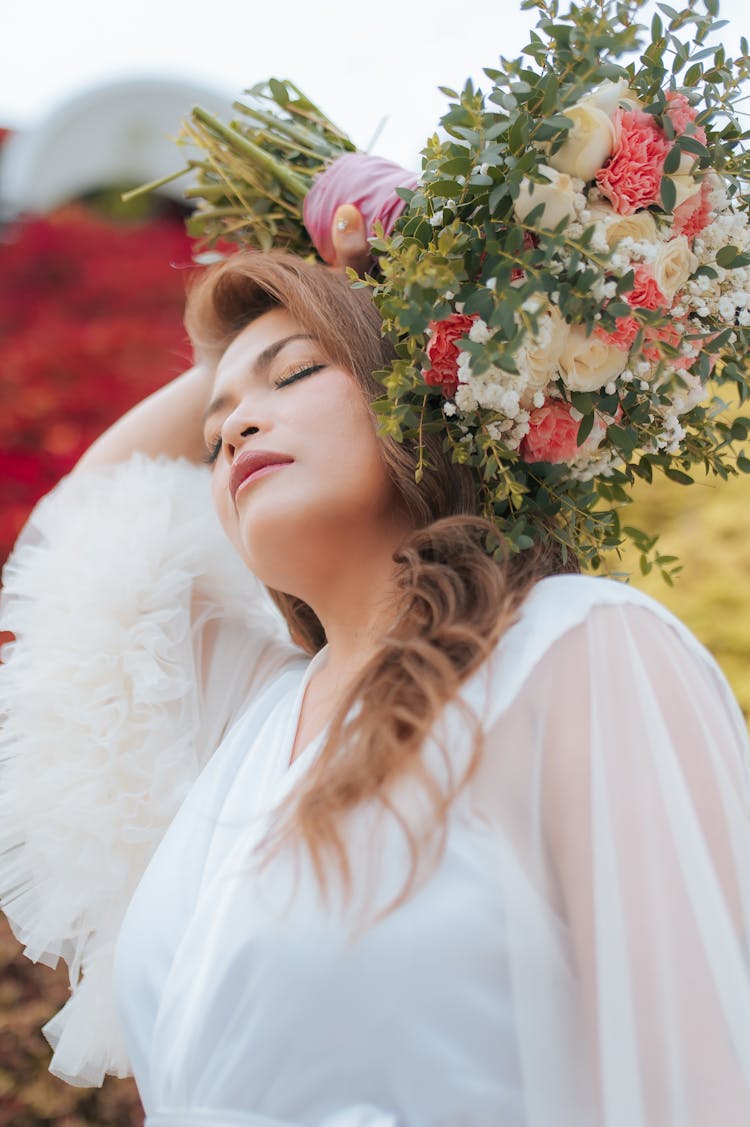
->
xmin=203 ymin=307 xmax=407 ymax=594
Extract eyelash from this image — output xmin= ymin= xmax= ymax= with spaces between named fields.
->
xmin=202 ymin=362 xmax=326 ymax=465
xmin=272 ymin=361 xmax=325 ymax=390
xmin=202 ymin=437 xmax=222 ymax=466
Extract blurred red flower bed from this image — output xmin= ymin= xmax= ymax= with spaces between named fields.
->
xmin=0 ymin=203 xmax=196 ymax=566
xmin=0 ymin=198 xmax=196 ymax=1125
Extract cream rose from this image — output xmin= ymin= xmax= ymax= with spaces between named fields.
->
xmin=548 ymin=103 xmax=616 ymax=181
xmin=559 ymin=326 xmax=629 ymax=392
xmin=521 ymin=304 xmax=570 ymax=396
xmin=668 ymin=152 xmax=702 ymax=209
xmin=513 ymin=165 xmax=581 ymax=229
xmin=652 ymin=235 xmax=698 ymax=299
xmin=581 ymin=78 xmax=642 ymax=116
xmin=587 ymin=203 xmax=658 ymax=249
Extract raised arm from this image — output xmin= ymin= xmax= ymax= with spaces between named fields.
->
xmin=74 ymin=363 xmax=212 ymax=472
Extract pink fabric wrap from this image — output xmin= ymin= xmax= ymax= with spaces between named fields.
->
xmin=303 ymin=152 xmax=418 ymax=265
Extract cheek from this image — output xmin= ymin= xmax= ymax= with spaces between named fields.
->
xmin=317 ymin=402 xmax=394 ymax=507
xmin=210 ymin=467 xmax=244 ymax=556
xmin=209 ymin=373 xmax=402 ymax=577
xmin=288 ymin=374 xmax=394 ymax=502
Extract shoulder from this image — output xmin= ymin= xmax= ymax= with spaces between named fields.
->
xmin=506 ymin=572 xmax=709 ymax=664
xmin=463 ymin=573 xmax=726 ymax=728
xmin=516 ymin=571 xmax=683 ymax=627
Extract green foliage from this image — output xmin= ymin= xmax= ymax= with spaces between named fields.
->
xmin=124 ymin=79 xmax=355 ymax=253
xmin=129 ymin=0 xmax=750 ymax=580
xmin=362 ymin=0 xmax=750 ymax=573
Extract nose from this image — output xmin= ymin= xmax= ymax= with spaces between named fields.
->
xmin=221 ymin=411 xmax=261 ymax=461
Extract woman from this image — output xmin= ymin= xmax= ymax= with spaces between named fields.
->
xmin=2 ymin=247 xmax=750 ymax=1127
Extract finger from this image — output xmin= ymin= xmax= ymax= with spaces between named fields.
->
xmin=331 ymin=204 xmax=370 ymax=274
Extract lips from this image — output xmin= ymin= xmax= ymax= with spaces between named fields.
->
xmin=229 ymin=449 xmax=294 ymax=501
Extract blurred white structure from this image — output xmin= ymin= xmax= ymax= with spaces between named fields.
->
xmin=0 ymin=76 xmax=234 ymax=219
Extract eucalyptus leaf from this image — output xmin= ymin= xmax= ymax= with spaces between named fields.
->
xmin=660 ymin=174 xmax=678 ymax=211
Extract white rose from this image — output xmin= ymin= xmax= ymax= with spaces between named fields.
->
xmin=559 ymin=326 xmax=629 ymax=392
xmin=522 ymin=304 xmax=570 ymax=396
xmin=668 ymin=153 xmax=702 ymax=209
xmin=548 ymin=102 xmax=616 ymax=181
xmin=652 ymin=235 xmax=698 ymax=300
xmin=587 ymin=203 xmax=658 ymax=249
xmin=513 ymin=165 xmax=580 ymax=229
xmin=580 ymin=78 xmax=643 ymax=116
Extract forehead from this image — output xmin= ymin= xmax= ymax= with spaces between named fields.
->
xmin=212 ymin=307 xmax=307 ymax=388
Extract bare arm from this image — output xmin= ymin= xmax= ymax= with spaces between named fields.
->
xmin=74 ymin=364 xmax=213 ymax=473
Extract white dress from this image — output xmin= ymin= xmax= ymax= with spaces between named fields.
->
xmin=1 ymin=455 xmax=750 ymax=1127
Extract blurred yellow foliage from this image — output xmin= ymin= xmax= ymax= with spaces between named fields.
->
xmin=608 ymin=467 xmax=750 ymax=721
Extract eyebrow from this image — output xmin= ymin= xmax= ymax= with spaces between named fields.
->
xmin=202 ymin=332 xmax=314 ymax=425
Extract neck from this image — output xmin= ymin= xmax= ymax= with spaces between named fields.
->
xmin=298 ymin=519 xmax=409 ymax=677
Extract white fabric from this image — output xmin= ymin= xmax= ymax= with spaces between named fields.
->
xmin=145 ymin=1109 xmax=397 ymax=1127
xmin=1 ymin=454 xmax=749 ymax=1126
xmin=0 ymin=455 xmax=299 ymax=1085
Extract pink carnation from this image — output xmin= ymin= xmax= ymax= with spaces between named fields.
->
xmin=520 ymin=400 xmax=581 ymax=463
xmin=628 ymin=266 xmax=668 ymax=311
xmin=643 ymin=320 xmax=691 ymax=367
xmin=665 ymin=91 xmax=707 ymax=145
xmin=595 ymin=267 xmax=668 ymax=352
xmin=595 ymin=315 xmax=640 ymax=352
xmin=596 ymin=109 xmax=671 ymax=215
xmin=645 ymin=322 xmax=716 ymax=373
xmin=673 ymin=178 xmax=712 ymax=242
xmin=424 ymin=313 xmax=478 ymax=398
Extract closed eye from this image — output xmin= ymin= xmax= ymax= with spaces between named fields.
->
xmin=273 ymin=362 xmax=326 ymax=389
xmin=202 ymin=436 xmax=222 ymax=466
xmin=202 ymin=363 xmax=326 ymax=466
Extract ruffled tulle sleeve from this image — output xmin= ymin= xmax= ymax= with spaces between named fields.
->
xmin=0 ymin=454 xmax=297 ymax=1087
xmin=465 ymin=576 xmax=750 ymax=1126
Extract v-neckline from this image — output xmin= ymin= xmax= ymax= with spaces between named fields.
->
xmin=282 ymin=644 xmax=330 ymax=777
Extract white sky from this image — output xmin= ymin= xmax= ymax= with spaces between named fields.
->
xmin=1 ymin=0 xmax=748 ymax=170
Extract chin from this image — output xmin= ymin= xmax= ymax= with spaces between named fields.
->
xmin=212 ymin=470 xmax=404 ymax=598
xmin=226 ymin=495 xmax=340 ymax=594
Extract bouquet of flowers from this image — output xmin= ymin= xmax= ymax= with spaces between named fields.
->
xmin=363 ymin=0 xmax=750 ymax=572
xmin=148 ymin=0 xmax=750 ymax=575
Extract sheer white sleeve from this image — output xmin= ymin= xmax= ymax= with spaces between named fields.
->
xmin=467 ymin=577 xmax=750 ymax=1127
xmin=0 ymin=454 xmax=297 ymax=1086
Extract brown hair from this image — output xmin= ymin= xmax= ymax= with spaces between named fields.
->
xmin=186 ymin=250 xmax=573 ymax=930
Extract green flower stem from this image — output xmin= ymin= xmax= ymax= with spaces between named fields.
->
xmin=261 ymin=81 xmax=353 ymax=144
xmin=121 ymin=167 xmax=190 ymax=202
xmin=250 ymin=127 xmax=330 ymax=166
xmin=232 ymin=101 xmax=339 ymax=159
xmin=190 ymin=205 xmax=262 ymax=218
xmin=191 ymin=107 xmax=311 ymax=198
xmin=183 ymin=183 xmax=244 ymax=201
xmin=522 ymin=473 xmax=602 ymax=523
xmin=415 ymin=399 xmax=428 ymax=482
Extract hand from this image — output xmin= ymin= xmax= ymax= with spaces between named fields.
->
xmin=304 ymin=153 xmax=417 ymax=268
xmin=330 ymin=204 xmax=371 ymax=275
